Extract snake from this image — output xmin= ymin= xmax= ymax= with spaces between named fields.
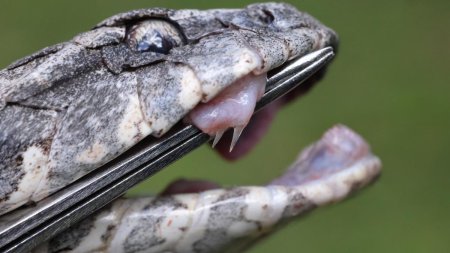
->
xmin=0 ymin=3 xmax=380 ymax=253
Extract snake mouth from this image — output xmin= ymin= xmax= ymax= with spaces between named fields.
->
xmin=186 ymin=61 xmax=331 ymax=161
xmin=160 ymin=125 xmax=381 ymax=205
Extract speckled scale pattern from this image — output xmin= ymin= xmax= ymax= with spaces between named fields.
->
xmin=30 ymin=124 xmax=381 ymax=253
xmin=33 ymin=186 xmax=311 ymax=253
xmin=1 ymin=44 xmax=101 ymax=106
xmin=0 ymin=106 xmax=59 ymax=213
xmin=101 ymin=43 xmax=167 ymax=74
xmin=137 ymin=62 xmax=201 ymax=136
xmin=168 ymin=30 xmax=262 ymax=102
xmin=0 ymin=3 xmax=337 ymax=216
xmin=6 ymin=43 xmax=68 ymax=71
xmin=73 ymin=27 xmax=126 ymax=49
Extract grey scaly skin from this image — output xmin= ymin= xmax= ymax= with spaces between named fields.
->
xmin=32 ymin=125 xmax=381 ymax=253
xmin=0 ymin=3 xmax=337 ymax=215
xmin=0 ymin=3 xmax=381 ymax=253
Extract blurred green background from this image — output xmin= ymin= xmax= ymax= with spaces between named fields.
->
xmin=1 ymin=1 xmax=449 ymax=252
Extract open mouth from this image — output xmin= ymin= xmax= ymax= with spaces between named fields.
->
xmin=157 ymin=52 xmax=381 ymax=205
xmin=0 ymin=4 xmax=382 ymax=252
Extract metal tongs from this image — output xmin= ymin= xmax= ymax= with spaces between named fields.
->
xmin=0 ymin=47 xmax=335 ymax=253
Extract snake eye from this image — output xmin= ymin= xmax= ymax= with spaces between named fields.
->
xmin=126 ymin=20 xmax=184 ymax=54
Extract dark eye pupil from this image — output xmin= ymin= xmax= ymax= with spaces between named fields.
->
xmin=136 ymin=31 xmax=174 ymax=54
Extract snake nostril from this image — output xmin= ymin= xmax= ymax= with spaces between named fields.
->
xmin=260 ymin=9 xmax=275 ymax=24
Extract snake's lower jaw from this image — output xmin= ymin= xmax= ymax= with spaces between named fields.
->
xmin=270 ymin=125 xmax=381 ymax=205
xmin=160 ymin=124 xmax=381 ymax=205
xmin=32 ymin=125 xmax=379 ymax=253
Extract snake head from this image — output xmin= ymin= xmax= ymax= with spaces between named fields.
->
xmin=0 ymin=3 xmax=339 ymax=214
